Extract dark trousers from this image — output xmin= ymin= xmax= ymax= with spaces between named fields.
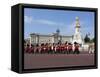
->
xmin=68 ymin=49 xmax=73 ymax=54
xmin=74 ymin=49 xmax=80 ymax=54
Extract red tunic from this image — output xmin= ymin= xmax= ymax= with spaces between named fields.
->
xmin=41 ymin=46 xmax=44 ymax=52
xmin=25 ymin=47 xmax=30 ymax=53
xmin=43 ymin=46 xmax=46 ymax=53
xmin=56 ymin=46 xmax=60 ymax=51
xmin=68 ymin=45 xmax=72 ymax=50
xmin=75 ymin=45 xmax=79 ymax=50
xmin=64 ymin=45 xmax=68 ymax=51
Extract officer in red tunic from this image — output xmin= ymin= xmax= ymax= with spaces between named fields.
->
xmin=44 ymin=44 xmax=48 ymax=54
xmin=47 ymin=44 xmax=50 ymax=54
xmin=40 ymin=43 xmax=44 ymax=54
xmin=61 ymin=44 xmax=65 ymax=54
xmin=25 ymin=44 xmax=30 ymax=53
xmin=64 ymin=44 xmax=68 ymax=54
xmin=74 ymin=42 xmax=80 ymax=54
xmin=56 ymin=44 xmax=59 ymax=54
xmin=64 ymin=41 xmax=68 ymax=54
xmin=42 ymin=44 xmax=47 ymax=54
xmin=35 ymin=44 xmax=39 ymax=54
xmin=28 ymin=44 xmax=34 ymax=54
xmin=52 ymin=43 xmax=55 ymax=54
xmin=38 ymin=44 xmax=41 ymax=54
xmin=68 ymin=43 xmax=73 ymax=54
xmin=45 ymin=43 xmax=49 ymax=53
xmin=56 ymin=43 xmax=60 ymax=54
xmin=59 ymin=44 xmax=62 ymax=53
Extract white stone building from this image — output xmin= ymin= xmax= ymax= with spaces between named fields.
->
xmin=29 ymin=29 xmax=73 ymax=45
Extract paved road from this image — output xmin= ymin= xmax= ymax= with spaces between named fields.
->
xmin=24 ymin=53 xmax=94 ymax=69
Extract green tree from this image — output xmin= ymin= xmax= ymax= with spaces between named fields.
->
xmin=84 ymin=34 xmax=90 ymax=43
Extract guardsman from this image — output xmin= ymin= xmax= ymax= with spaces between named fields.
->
xmin=59 ymin=44 xmax=62 ymax=53
xmin=47 ymin=44 xmax=50 ymax=54
xmin=43 ymin=44 xmax=46 ymax=54
xmin=74 ymin=42 xmax=80 ymax=54
xmin=61 ymin=44 xmax=64 ymax=54
xmin=68 ymin=43 xmax=73 ymax=54
xmin=51 ymin=44 xmax=53 ymax=53
xmin=64 ymin=43 xmax=68 ymax=54
xmin=56 ymin=44 xmax=59 ymax=54
xmin=28 ymin=44 xmax=34 ymax=53
xmin=52 ymin=43 xmax=55 ymax=54
xmin=35 ymin=44 xmax=39 ymax=54
xmin=42 ymin=44 xmax=46 ymax=53
xmin=40 ymin=43 xmax=44 ymax=54
xmin=60 ymin=44 xmax=62 ymax=53
xmin=38 ymin=44 xmax=41 ymax=54
xmin=45 ymin=43 xmax=48 ymax=53
xmin=48 ymin=43 xmax=52 ymax=54
xmin=25 ymin=44 xmax=30 ymax=53
xmin=55 ymin=43 xmax=59 ymax=54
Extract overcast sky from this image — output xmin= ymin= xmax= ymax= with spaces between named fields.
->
xmin=24 ymin=8 xmax=95 ymax=39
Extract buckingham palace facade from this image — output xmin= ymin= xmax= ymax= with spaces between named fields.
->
xmin=25 ymin=29 xmax=73 ymax=45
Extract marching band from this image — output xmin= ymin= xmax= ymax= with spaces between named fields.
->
xmin=24 ymin=41 xmax=81 ymax=54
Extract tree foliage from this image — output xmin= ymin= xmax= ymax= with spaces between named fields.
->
xmin=84 ymin=34 xmax=90 ymax=43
